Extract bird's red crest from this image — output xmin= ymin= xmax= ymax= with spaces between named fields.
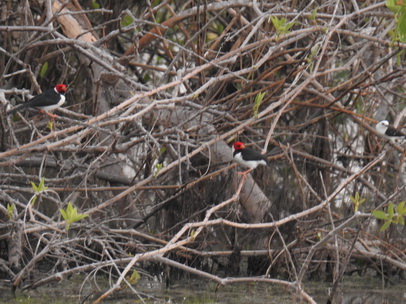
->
xmin=233 ymin=141 xmax=245 ymax=150
xmin=55 ymin=84 xmax=67 ymax=93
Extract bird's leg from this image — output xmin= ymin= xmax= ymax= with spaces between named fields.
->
xmin=237 ymin=168 xmax=253 ymax=175
xmin=39 ymin=110 xmax=57 ymax=119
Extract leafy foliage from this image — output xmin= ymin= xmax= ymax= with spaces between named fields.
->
xmin=47 ymin=120 xmax=54 ymax=130
xmin=7 ymin=203 xmax=15 ymax=220
xmin=121 ymin=14 xmax=133 ymax=27
xmin=91 ymin=0 xmax=100 ymax=9
xmin=269 ymin=16 xmax=295 ymax=37
xmin=60 ymin=202 xmax=88 ymax=231
xmin=39 ymin=62 xmax=48 ymax=78
xmin=309 ymin=8 xmax=318 ymax=22
xmin=253 ymin=92 xmax=266 ymax=118
xmin=349 ymin=192 xmax=366 ymax=212
xmin=127 ymin=269 xmax=141 ymax=285
xmin=30 ymin=177 xmax=48 ymax=205
xmin=372 ymin=201 xmax=406 ymax=231
xmin=154 ymin=162 xmax=163 ymax=177
xmin=386 ymin=0 xmax=406 ymax=42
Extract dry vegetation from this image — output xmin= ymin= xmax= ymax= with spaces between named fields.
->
xmin=0 ymin=0 xmax=405 ymax=303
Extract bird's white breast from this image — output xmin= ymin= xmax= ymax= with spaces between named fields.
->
xmin=39 ymin=95 xmax=65 ymax=111
xmin=233 ymin=152 xmax=266 ymax=169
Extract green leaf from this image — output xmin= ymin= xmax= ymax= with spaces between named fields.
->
xmin=269 ymin=16 xmax=295 ymax=36
xmin=349 ymin=195 xmax=356 ymax=204
xmin=310 ymin=8 xmax=318 ymax=22
xmin=206 ymin=32 xmax=218 ymax=42
xmin=7 ymin=203 xmax=15 ymax=220
xmin=253 ymin=92 xmax=267 ymax=118
xmin=31 ymin=181 xmax=39 ymax=192
xmin=153 ymin=162 xmax=163 ymax=177
xmin=47 ymin=120 xmax=54 ymax=130
xmin=388 ymin=202 xmax=395 ymax=218
xmin=39 ymin=62 xmax=48 ymax=78
xmin=372 ymin=210 xmax=388 ymax=220
xmin=397 ymin=11 xmax=406 ymax=42
xmin=121 ymin=14 xmax=133 ymax=27
xmin=30 ymin=177 xmax=48 ymax=205
xmin=59 ymin=202 xmax=88 ymax=231
xmin=128 ymin=270 xmax=140 ymax=285
xmin=39 ymin=178 xmax=46 ymax=190
xmin=380 ymin=220 xmax=391 ymax=231
xmin=386 ymin=0 xmax=402 ymax=14
xmin=373 ymin=200 xmax=406 ymax=231
xmin=91 ymin=0 xmax=100 ymax=9
xmin=190 ymin=229 xmax=196 ymax=240
xmin=396 ymin=201 xmax=406 ymax=214
xmin=60 ymin=208 xmax=68 ymax=220
xmin=386 ymin=0 xmax=406 ymax=42
xmin=73 ymin=214 xmax=88 ymax=222
xmin=309 ymin=44 xmax=320 ymax=59
xmin=31 ymin=177 xmax=48 ymax=194
xmin=350 ymin=192 xmax=367 ymax=212
xmin=216 ymin=23 xmax=224 ymax=34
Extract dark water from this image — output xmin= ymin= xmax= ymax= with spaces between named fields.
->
xmin=0 ymin=277 xmax=404 ymax=303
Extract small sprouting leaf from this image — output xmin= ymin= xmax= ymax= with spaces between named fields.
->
xmin=128 ymin=270 xmax=140 ymax=285
xmin=388 ymin=202 xmax=395 ymax=218
xmin=216 ymin=23 xmax=224 ymax=34
xmin=269 ymin=16 xmax=295 ymax=37
xmin=31 ymin=177 xmax=48 ymax=193
xmin=73 ymin=213 xmax=88 ymax=222
xmin=59 ymin=202 xmax=88 ymax=231
xmin=350 ymin=192 xmax=358 ymax=204
xmin=309 ymin=44 xmax=320 ymax=59
xmin=154 ymin=163 xmax=163 ymax=177
xmin=190 ymin=229 xmax=196 ymax=240
xmin=7 ymin=203 xmax=15 ymax=220
xmin=91 ymin=0 xmax=100 ymax=9
xmin=206 ymin=32 xmax=218 ymax=42
xmin=253 ymin=92 xmax=267 ymax=118
xmin=31 ymin=181 xmax=38 ymax=193
xmin=373 ymin=200 xmax=406 ymax=231
xmin=310 ymin=8 xmax=318 ymax=22
xmin=372 ymin=210 xmax=388 ymax=220
xmin=47 ymin=120 xmax=54 ymax=130
xmin=39 ymin=62 xmax=49 ymax=78
xmin=60 ymin=208 xmax=68 ymax=221
xmin=39 ymin=177 xmax=46 ymax=189
xmin=396 ymin=201 xmax=406 ymax=214
xmin=380 ymin=220 xmax=391 ymax=231
xmin=30 ymin=177 xmax=48 ymax=205
xmin=121 ymin=15 xmax=133 ymax=27
xmin=350 ymin=192 xmax=366 ymax=212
